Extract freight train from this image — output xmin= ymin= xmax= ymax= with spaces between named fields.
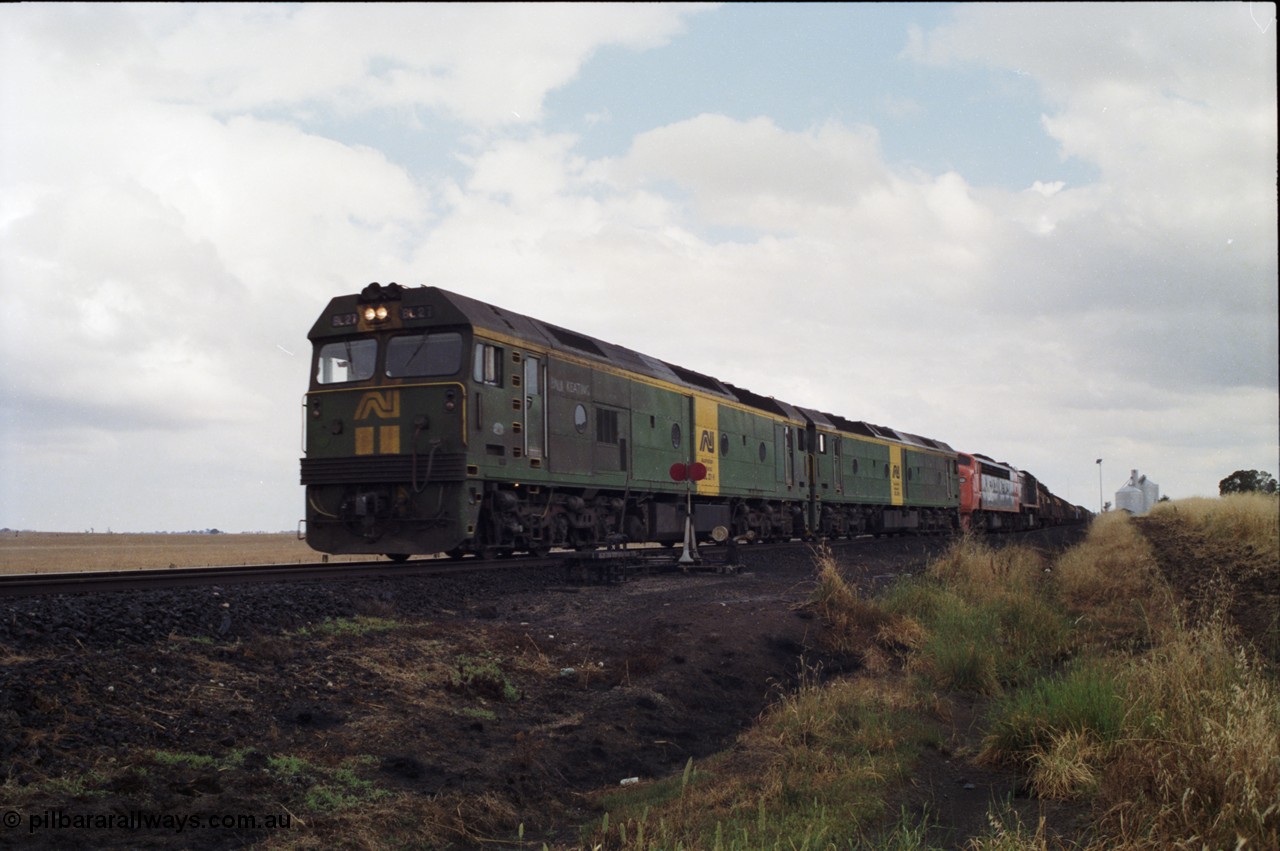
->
xmin=300 ymin=283 xmax=1088 ymax=560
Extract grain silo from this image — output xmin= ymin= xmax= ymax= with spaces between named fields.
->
xmin=1116 ymin=469 xmax=1159 ymax=514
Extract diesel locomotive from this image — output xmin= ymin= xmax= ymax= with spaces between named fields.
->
xmin=300 ymin=282 xmax=1083 ymax=560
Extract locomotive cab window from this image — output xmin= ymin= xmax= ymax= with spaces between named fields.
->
xmin=473 ymin=343 xmax=503 ymax=386
xmin=316 ymin=338 xmax=376 ymax=385
xmin=386 ymin=332 xmax=463 ymax=378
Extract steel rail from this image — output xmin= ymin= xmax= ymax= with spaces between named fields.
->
xmin=0 ymin=558 xmax=545 ymax=598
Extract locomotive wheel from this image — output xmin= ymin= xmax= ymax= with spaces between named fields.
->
xmin=385 ymin=553 xmax=410 ymax=563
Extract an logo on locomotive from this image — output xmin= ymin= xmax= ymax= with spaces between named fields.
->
xmin=354 ymin=391 xmax=401 ymax=455
xmin=354 ymin=391 xmax=401 ymax=420
xmin=699 ymin=429 xmax=717 ymax=454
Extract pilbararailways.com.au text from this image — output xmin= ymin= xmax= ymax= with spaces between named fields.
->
xmin=4 ymin=808 xmax=291 ymax=835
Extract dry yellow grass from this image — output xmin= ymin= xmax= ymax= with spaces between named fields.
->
xmin=1052 ymin=511 xmax=1177 ymax=648
xmin=927 ymin=533 xmax=1047 ymax=597
xmin=1148 ymin=492 xmax=1280 ymax=560
xmin=1098 ymin=615 xmax=1280 ymax=850
xmin=1029 ymin=728 xmax=1104 ymax=800
xmin=0 ymin=531 xmax=375 ymax=573
xmin=808 ymin=544 xmax=895 ymax=656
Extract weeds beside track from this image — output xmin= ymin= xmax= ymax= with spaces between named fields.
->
xmin=585 ymin=499 xmax=1279 ymax=850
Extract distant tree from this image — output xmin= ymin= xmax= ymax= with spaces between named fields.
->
xmin=1218 ymin=469 xmax=1278 ymax=496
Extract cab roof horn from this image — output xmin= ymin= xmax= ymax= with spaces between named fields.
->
xmin=359 ymin=281 xmax=404 ymax=302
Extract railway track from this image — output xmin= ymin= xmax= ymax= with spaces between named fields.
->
xmin=0 ymin=558 xmax=532 ymax=598
xmin=0 ymin=544 xmax=747 ymax=598
xmin=1 ymin=528 xmax=1057 ymax=599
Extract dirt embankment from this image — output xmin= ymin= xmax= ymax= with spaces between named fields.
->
xmin=0 ymin=535 xmax=949 ymax=849
xmin=1135 ymin=512 xmax=1279 ymax=663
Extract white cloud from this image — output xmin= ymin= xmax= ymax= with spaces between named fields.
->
xmin=909 ymin=3 xmax=1277 ymax=255
xmin=0 ymin=3 xmax=1274 ymax=529
xmin=613 ymin=115 xmax=889 ymax=228
xmin=29 ymin=3 xmax=704 ymax=126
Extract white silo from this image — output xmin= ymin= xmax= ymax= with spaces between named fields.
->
xmin=1115 ymin=470 xmax=1159 ymax=514
xmin=1140 ymin=473 xmax=1159 ymax=510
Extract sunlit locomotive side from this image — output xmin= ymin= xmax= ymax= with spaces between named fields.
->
xmin=301 ymin=282 xmax=976 ymax=559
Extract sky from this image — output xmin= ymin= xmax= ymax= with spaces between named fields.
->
xmin=1 ymin=2 xmax=1276 ymax=533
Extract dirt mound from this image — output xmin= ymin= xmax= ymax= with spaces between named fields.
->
xmin=1136 ymin=512 xmax=1280 ymax=662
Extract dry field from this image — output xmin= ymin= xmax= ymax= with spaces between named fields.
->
xmin=0 ymin=532 xmax=376 ymax=573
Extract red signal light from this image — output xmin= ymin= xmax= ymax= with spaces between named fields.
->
xmin=670 ymin=462 xmax=707 ymax=482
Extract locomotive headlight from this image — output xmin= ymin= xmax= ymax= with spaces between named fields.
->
xmin=362 ymin=304 xmax=389 ymax=322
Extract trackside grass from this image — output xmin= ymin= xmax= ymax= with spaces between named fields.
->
xmin=878 ymin=535 xmax=1069 ymax=696
xmin=584 ymin=673 xmax=936 ymax=849
xmin=582 ymin=505 xmax=1279 ymax=850
xmin=1050 ymin=511 xmax=1178 ymax=651
xmin=1098 ymin=616 xmax=1279 ymax=849
xmin=1148 ymin=492 xmax=1280 ymax=559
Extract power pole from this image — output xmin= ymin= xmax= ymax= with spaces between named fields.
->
xmin=1096 ymin=458 xmax=1104 ymax=513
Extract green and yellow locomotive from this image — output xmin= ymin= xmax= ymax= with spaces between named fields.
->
xmin=301 ymin=282 xmax=961 ymax=559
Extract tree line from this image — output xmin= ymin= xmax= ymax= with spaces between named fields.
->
xmin=1219 ymin=469 xmax=1278 ymax=496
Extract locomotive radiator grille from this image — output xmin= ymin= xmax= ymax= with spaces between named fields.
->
xmin=300 ymin=454 xmax=468 ymax=485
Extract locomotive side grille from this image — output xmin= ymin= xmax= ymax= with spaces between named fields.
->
xmin=301 ymin=454 xmax=468 ymax=485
